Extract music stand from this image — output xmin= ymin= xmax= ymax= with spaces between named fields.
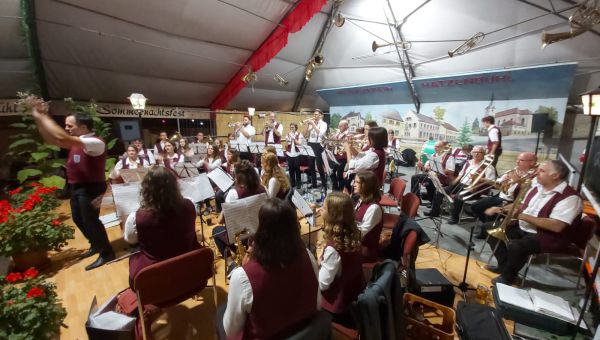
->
xmin=425 ymin=172 xmax=453 ymax=248
xmin=174 ymin=163 xmax=200 ymax=178
xmin=248 ymin=142 xmax=262 ymax=155
xmin=273 ymin=144 xmax=285 ymax=158
xmin=291 ymin=190 xmax=317 ymax=252
xmin=229 ymin=141 xmax=240 ymax=151
xmin=298 ymin=145 xmax=315 ymax=157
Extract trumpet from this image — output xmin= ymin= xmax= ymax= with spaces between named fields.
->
xmin=299 ymin=118 xmax=314 ymax=127
xmin=460 ymin=164 xmax=538 ymax=201
xmin=228 ymin=121 xmax=241 ymax=128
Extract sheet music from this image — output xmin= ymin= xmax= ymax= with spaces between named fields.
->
xmin=530 ymin=288 xmax=575 ymax=323
xmin=496 ymin=283 xmax=534 ymax=311
xmin=298 ymin=145 xmax=315 ymax=157
xmin=178 ymin=174 xmax=215 ymax=202
xmin=229 ymin=141 xmax=239 ymax=151
xmin=206 ymin=167 xmax=234 ymax=191
xmin=189 ymin=143 xmax=207 ymax=156
xmin=222 ymin=193 xmax=268 ymax=241
xmin=120 ymin=168 xmax=148 ymax=183
xmin=111 ymin=183 xmax=141 ymax=218
xmin=274 ymin=144 xmax=285 ymax=157
xmin=427 ymin=172 xmax=453 ymax=203
xmin=174 ymin=163 xmax=200 ymax=178
xmin=291 ymin=190 xmax=315 ymax=227
xmin=248 ymin=142 xmax=262 ymax=154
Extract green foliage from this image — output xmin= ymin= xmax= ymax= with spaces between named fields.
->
xmin=39 ymin=176 xmax=66 ymax=189
xmin=0 ymin=269 xmax=67 ymax=339
xmin=457 ymin=118 xmax=472 ymax=145
xmin=330 ymin=113 xmax=341 ymax=130
xmin=364 ymin=112 xmax=373 ymax=123
xmin=535 ymin=105 xmax=559 ymax=122
xmin=17 ymin=169 xmax=42 ymax=183
xmin=433 ymin=106 xmax=446 ymax=122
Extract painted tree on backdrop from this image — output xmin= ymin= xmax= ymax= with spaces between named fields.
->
xmin=535 ymin=105 xmax=558 ymax=122
xmin=330 ymin=113 xmax=341 ymax=130
xmin=364 ymin=112 xmax=373 ymax=123
xmin=433 ymin=106 xmax=446 ymax=122
xmin=457 ymin=118 xmax=472 ymax=145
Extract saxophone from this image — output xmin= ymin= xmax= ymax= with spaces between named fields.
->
xmin=487 ymin=178 xmax=533 ymax=242
xmin=234 ymin=228 xmax=248 ymax=267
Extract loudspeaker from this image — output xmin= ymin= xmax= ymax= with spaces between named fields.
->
xmin=531 ymin=113 xmax=549 ymax=133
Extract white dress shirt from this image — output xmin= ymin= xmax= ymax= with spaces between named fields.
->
xmin=223 ymin=249 xmax=321 ymax=337
xmin=458 ymin=159 xmax=496 ymax=185
xmin=285 ymin=132 xmax=305 ymax=157
xmin=355 ymin=200 xmax=383 ymax=237
xmin=237 ymin=124 xmax=256 ymax=145
xmin=266 ymin=177 xmax=281 ymax=198
xmin=110 ymin=157 xmax=150 ymax=179
xmin=153 ymin=141 xmax=167 ymax=157
xmin=80 ymin=133 xmax=105 ymax=156
xmin=519 ymin=181 xmax=583 ymax=233
xmin=488 ymin=125 xmax=500 ymax=143
xmin=196 ymin=157 xmax=222 ymax=172
xmin=497 ymin=170 xmax=537 ymax=201
xmin=139 ymin=149 xmax=156 ymax=165
xmin=265 ymin=122 xmax=284 ymax=144
xmin=319 ymin=245 xmax=341 ymax=291
xmin=308 ymin=120 xmax=328 ymax=143
xmin=348 ymin=149 xmax=380 ymax=174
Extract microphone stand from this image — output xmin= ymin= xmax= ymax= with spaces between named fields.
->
xmin=457 ymin=225 xmax=477 ymax=300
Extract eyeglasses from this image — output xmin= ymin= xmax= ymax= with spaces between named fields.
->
xmin=517 ymin=159 xmax=534 ymax=162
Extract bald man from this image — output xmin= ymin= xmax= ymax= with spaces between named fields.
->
xmin=472 ymin=152 xmax=537 ymax=238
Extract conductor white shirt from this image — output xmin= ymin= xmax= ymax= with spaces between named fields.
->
xmin=80 ymin=133 xmax=105 ymax=156
xmin=308 ymin=120 xmax=328 ymax=143
xmin=237 ymin=124 xmax=256 ymax=145
xmin=519 ymin=181 xmax=582 ymax=234
xmin=223 ymin=249 xmax=321 ymax=337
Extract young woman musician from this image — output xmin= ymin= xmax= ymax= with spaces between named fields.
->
xmin=319 ymin=192 xmax=365 ymax=328
xmin=123 ymin=167 xmax=200 ymax=286
xmin=196 ymin=144 xmax=222 ymax=172
xmin=158 ymin=140 xmax=183 ymax=171
xmin=354 ymin=170 xmax=384 ymax=262
xmin=110 ymin=145 xmax=150 ymax=182
xmin=215 ymin=148 xmax=240 ymax=214
xmin=132 ymin=139 xmax=156 ymax=165
xmin=345 ymin=126 xmax=388 ymax=187
xmin=218 ymin=199 xmax=319 ymax=340
xmin=285 ymin=123 xmax=304 ymax=190
xmin=260 ymin=152 xmax=290 ymax=199
xmin=178 ymin=138 xmax=195 ymax=161
xmin=213 ymin=138 xmax=227 ymax=163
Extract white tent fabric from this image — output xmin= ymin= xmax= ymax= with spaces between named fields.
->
xmin=1 ymin=0 xmax=599 ymax=109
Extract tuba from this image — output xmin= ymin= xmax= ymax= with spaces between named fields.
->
xmin=169 ymin=131 xmax=183 ymax=144
xmin=542 ymin=0 xmax=600 ymax=48
xmin=487 ymin=179 xmax=533 ymax=241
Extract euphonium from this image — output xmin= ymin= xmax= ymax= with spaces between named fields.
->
xmin=487 ymin=179 xmax=533 ymax=242
xmin=169 ymin=131 xmax=183 ymax=144
xmin=234 ymin=229 xmax=249 ymax=267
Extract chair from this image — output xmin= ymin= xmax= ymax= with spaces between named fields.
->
xmin=521 ymin=215 xmax=598 ymax=288
xmin=133 ymin=247 xmax=217 ymax=340
xmin=284 ymin=310 xmax=332 ymax=340
xmin=400 ymin=193 xmax=420 ymax=218
xmin=379 ymin=178 xmax=406 ymax=209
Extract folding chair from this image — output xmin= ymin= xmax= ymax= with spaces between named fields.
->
xmin=400 ymin=193 xmax=420 ymax=218
xmin=380 ymin=178 xmax=406 ymax=211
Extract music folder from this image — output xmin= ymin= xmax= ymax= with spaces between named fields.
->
xmin=222 ymin=193 xmax=268 ymax=241
xmin=291 ymin=190 xmax=315 ymax=227
xmin=206 ymin=167 xmax=234 ymax=192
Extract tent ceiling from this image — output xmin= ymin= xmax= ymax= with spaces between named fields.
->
xmin=1 ymin=0 xmax=599 ymax=110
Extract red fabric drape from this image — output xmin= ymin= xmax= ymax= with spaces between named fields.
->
xmin=210 ymin=0 xmax=327 ymax=111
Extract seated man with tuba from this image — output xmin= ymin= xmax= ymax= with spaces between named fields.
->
xmin=425 ymin=145 xmax=496 ymax=223
xmin=484 ymin=160 xmax=582 ymax=286
xmin=471 ymin=152 xmax=537 ymax=239
xmin=411 ymin=141 xmax=456 ymax=204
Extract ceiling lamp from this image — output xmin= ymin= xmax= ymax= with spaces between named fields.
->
xmin=242 ymin=68 xmax=257 ymax=86
xmin=128 ymin=93 xmax=147 ymax=111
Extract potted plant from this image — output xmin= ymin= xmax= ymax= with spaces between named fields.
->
xmin=0 ymin=267 xmax=67 ymax=339
xmin=0 ymin=183 xmax=74 ymax=270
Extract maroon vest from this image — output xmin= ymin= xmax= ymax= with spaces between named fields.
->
xmin=388 ymin=138 xmax=398 ymax=149
xmin=121 ymin=157 xmax=144 ymax=169
xmin=520 ymin=184 xmax=580 ymax=253
xmin=242 ymin=251 xmax=318 ymax=339
xmin=437 ymin=153 xmax=453 ymax=186
xmin=163 ymin=153 xmax=181 ymax=170
xmin=66 ymin=136 xmax=107 ymax=184
xmin=286 ymin=133 xmax=300 ymax=153
xmin=373 ymin=148 xmax=386 ymax=187
xmin=355 ymin=201 xmax=383 ymax=262
xmin=320 ymin=243 xmax=365 ymax=314
xmin=155 ymin=141 xmax=165 ymax=154
xmin=129 ymin=199 xmax=200 ymax=284
xmin=235 ymin=184 xmax=266 ymax=199
xmin=487 ymin=126 xmax=502 ymax=153
xmin=264 ymin=122 xmax=281 ymax=145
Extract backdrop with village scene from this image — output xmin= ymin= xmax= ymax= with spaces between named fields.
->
xmin=318 ymin=63 xmax=576 ymax=173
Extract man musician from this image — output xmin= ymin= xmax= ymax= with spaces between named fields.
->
xmin=132 ymin=138 xmax=156 ymax=165
xmin=426 ymin=145 xmax=496 ymax=224
xmin=262 ymin=111 xmax=283 ymax=145
xmin=471 ymin=152 xmax=537 ymax=238
xmin=484 ymin=160 xmax=582 ymax=285
xmin=411 ymin=141 xmax=456 ymax=204
xmin=327 ymin=119 xmax=351 ymax=191
xmin=233 ymin=115 xmax=256 ymax=161
xmin=451 ymin=143 xmax=473 ymax=176
xmin=304 ymin=109 xmax=328 ymax=190
xmin=482 ymin=116 xmax=502 ymax=168
xmin=153 ymin=131 xmax=168 ymax=157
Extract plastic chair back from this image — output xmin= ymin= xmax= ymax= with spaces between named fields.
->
xmin=401 ymin=193 xmax=420 ymax=218
xmin=389 ymin=178 xmax=406 ymax=202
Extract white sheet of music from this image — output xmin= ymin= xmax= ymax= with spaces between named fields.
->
xmin=222 ymin=193 xmax=268 ymax=241
xmin=179 ymin=174 xmax=214 ymax=202
xmin=274 ymin=144 xmax=284 ymax=157
xmin=291 ymin=190 xmax=315 ymax=227
xmin=111 ymin=183 xmax=141 ymax=218
xmin=206 ymin=167 xmax=234 ymax=191
xmin=299 ymin=145 xmax=315 ymax=157
xmin=430 ymin=157 xmax=444 ymax=174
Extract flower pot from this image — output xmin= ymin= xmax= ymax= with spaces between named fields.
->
xmin=12 ymin=250 xmax=50 ymax=271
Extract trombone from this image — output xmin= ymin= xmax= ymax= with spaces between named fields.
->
xmin=453 ymin=155 xmax=494 ymax=196
xmin=448 ymin=32 xmax=485 ymax=57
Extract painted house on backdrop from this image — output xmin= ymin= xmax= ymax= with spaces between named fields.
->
xmin=404 ymin=111 xmax=441 ymax=141
xmin=341 ymin=111 xmax=365 ymax=133
xmin=380 ymin=109 xmax=404 ymax=137
xmin=440 ymin=122 xmax=459 ymax=142
xmin=494 ymin=108 xmax=533 ymax=136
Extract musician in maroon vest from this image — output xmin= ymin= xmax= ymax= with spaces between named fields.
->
xmin=132 ymin=139 xmax=156 ymax=165
xmin=285 ymin=123 xmax=305 ymax=190
xmin=260 ymin=152 xmax=290 ymax=199
xmin=484 ymin=160 xmax=582 ymax=285
xmin=110 ymin=145 xmax=150 ymax=182
xmin=354 ymin=171 xmax=384 ymax=262
xmin=215 ymin=148 xmax=240 ymax=214
xmin=123 ymin=167 xmax=200 ymax=286
xmin=217 ymin=198 xmax=319 ymax=339
xmin=410 ymin=141 xmax=456 ymax=203
xmin=29 ymin=100 xmax=115 ymax=270
xmin=262 ymin=111 xmax=283 ymax=146
xmin=153 ymin=131 xmax=168 ymax=156
xmin=345 ymin=126 xmax=388 ymax=188
xmin=329 ymin=119 xmax=351 ymax=191
xmin=320 ymin=192 xmax=365 ymax=327
xmin=482 ymin=116 xmax=502 ymax=168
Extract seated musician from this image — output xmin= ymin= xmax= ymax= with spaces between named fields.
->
xmin=110 ymin=145 xmax=150 ymax=182
xmin=178 ymin=138 xmax=195 ymax=162
xmin=153 ymin=131 xmax=168 ymax=156
xmin=451 ymin=143 xmax=473 ymax=176
xmin=319 ymin=192 xmax=365 ymax=328
xmin=196 ymin=144 xmax=223 ymax=172
xmin=285 ymin=123 xmax=305 ymax=190
xmin=260 ymin=152 xmax=290 ymax=199
xmin=157 ymin=140 xmax=183 ymax=171
xmin=484 ymin=160 xmax=582 ymax=285
xmin=353 ymin=171 xmax=384 ymax=262
xmin=213 ymin=138 xmax=227 ymax=163
xmin=471 ymin=152 xmax=537 ymax=238
xmin=123 ymin=167 xmax=201 ymax=287
xmin=212 ymin=160 xmax=266 ymax=267
xmin=132 ymin=139 xmax=156 ymax=165
xmin=345 ymin=126 xmax=388 ymax=187
xmin=217 ymin=199 xmax=319 ymax=340
xmin=426 ymin=145 xmax=496 ymax=223
xmin=410 ymin=141 xmax=455 ymax=204
xmin=387 ymin=129 xmax=400 ymax=149
xmin=215 ymin=148 xmax=239 ymax=214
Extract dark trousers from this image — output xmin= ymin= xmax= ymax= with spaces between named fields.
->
xmin=70 ymin=182 xmax=113 ymax=257
xmin=486 ymin=226 xmax=541 ymax=282
xmin=430 ymin=183 xmax=465 ymax=218
xmin=215 ymin=190 xmax=227 ymax=213
xmin=330 ymin=159 xmax=347 ymax=191
xmin=308 ymin=142 xmax=327 ymax=188
xmin=240 ymin=151 xmax=254 ymax=162
xmin=287 ymin=155 xmax=302 ymax=188
xmin=410 ymin=174 xmax=435 ymax=201
xmin=212 ymin=226 xmax=229 ymax=258
xmin=491 ymin=148 xmax=502 ymax=169
xmin=471 ymin=195 xmax=505 ymax=223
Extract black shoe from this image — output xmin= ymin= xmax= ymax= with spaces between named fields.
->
xmin=80 ymin=248 xmax=98 ymax=259
xmin=85 ymin=253 xmax=116 ymax=271
xmin=424 ymin=211 xmax=439 ymax=217
xmin=491 ymin=275 xmax=511 ymax=286
xmin=484 ymin=265 xmax=501 ymax=274
xmin=447 ymin=218 xmax=459 ymax=225
xmin=475 ymin=229 xmax=488 ymax=239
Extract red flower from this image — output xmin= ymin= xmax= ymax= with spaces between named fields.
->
xmin=23 ymin=267 xmax=38 ymax=279
xmin=29 ymin=182 xmax=42 ymax=187
xmin=35 ymin=186 xmax=58 ymax=195
xmin=5 ymin=272 xmax=22 ymax=283
xmin=8 ymin=187 xmax=22 ymax=196
xmin=0 ymin=200 xmax=12 ymax=211
xmin=6 ymin=300 xmax=14 ymax=305
xmin=26 ymin=286 xmax=45 ymax=299
xmin=51 ymin=219 xmax=61 ymax=226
